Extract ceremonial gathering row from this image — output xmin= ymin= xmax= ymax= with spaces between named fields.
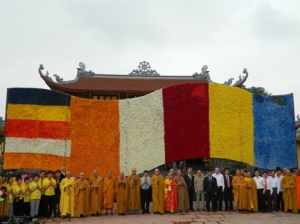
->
xmin=0 ymin=167 xmax=299 ymax=222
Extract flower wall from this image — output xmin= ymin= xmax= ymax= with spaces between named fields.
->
xmin=3 ymin=83 xmax=297 ymax=175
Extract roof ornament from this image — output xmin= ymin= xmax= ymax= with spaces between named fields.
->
xmin=77 ymin=62 xmax=94 ymax=77
xmin=192 ymin=65 xmax=213 ymax=82
xmin=38 ymin=64 xmax=53 ymax=81
xmin=233 ymin=68 xmax=248 ymax=86
xmin=224 ymin=77 xmax=234 ymax=85
xmin=129 ymin=61 xmax=160 ymax=76
xmin=53 ymin=74 xmax=64 ymax=83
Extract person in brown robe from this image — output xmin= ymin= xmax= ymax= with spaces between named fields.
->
xmin=116 ymin=171 xmax=128 ymax=215
xmin=0 ymin=176 xmax=8 ymax=216
xmin=174 ymin=170 xmax=189 ymax=212
xmin=281 ymin=169 xmax=297 ymax=213
xmin=232 ymin=169 xmax=247 ymax=211
xmin=127 ymin=168 xmax=141 ymax=214
xmin=74 ymin=173 xmax=90 ymax=217
xmin=244 ymin=172 xmax=258 ymax=212
xmin=151 ymin=168 xmax=165 ymax=214
xmin=103 ymin=171 xmax=117 ymax=215
xmin=89 ymin=169 xmax=103 ymax=216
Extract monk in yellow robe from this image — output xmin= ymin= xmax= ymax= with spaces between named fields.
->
xmin=89 ymin=169 xmax=103 ymax=216
xmin=294 ymin=169 xmax=300 ymax=210
xmin=116 ymin=171 xmax=128 ymax=215
xmin=281 ymin=169 xmax=297 ymax=213
xmin=0 ymin=176 xmax=8 ymax=216
xmin=232 ymin=169 xmax=247 ymax=210
xmin=244 ymin=172 xmax=258 ymax=212
xmin=151 ymin=168 xmax=165 ymax=214
xmin=74 ymin=172 xmax=90 ymax=217
xmin=60 ymin=171 xmax=75 ymax=218
xmin=103 ymin=171 xmax=116 ymax=215
xmin=127 ymin=168 xmax=141 ymax=214
xmin=174 ymin=170 xmax=189 ymax=212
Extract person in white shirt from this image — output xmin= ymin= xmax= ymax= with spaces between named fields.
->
xmin=253 ymin=170 xmax=264 ymax=212
xmin=269 ymin=170 xmax=278 ymax=211
xmin=276 ymin=169 xmax=284 ymax=211
xmin=212 ymin=167 xmax=224 ymax=211
xmin=262 ymin=171 xmax=272 ymax=212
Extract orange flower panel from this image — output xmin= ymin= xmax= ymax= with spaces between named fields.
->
xmin=69 ymin=97 xmax=120 ymax=177
xmin=4 ymin=153 xmax=71 ymax=171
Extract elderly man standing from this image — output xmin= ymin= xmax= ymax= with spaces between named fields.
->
xmin=175 ymin=169 xmax=189 ymax=212
xmin=127 ymin=168 xmax=141 ymax=214
xmin=194 ymin=170 xmax=205 ymax=211
xmin=212 ymin=167 xmax=224 ymax=211
xmin=184 ymin=167 xmax=195 ymax=211
xmin=89 ymin=169 xmax=103 ymax=216
xmin=151 ymin=168 xmax=165 ymax=214
xmin=140 ymin=170 xmax=151 ymax=214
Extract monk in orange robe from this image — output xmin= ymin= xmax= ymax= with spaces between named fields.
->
xmin=103 ymin=171 xmax=116 ymax=215
xmin=127 ymin=168 xmax=141 ymax=214
xmin=244 ymin=172 xmax=258 ymax=212
xmin=151 ymin=168 xmax=165 ymax=214
xmin=232 ymin=169 xmax=247 ymax=211
xmin=0 ymin=176 xmax=8 ymax=216
xmin=74 ymin=173 xmax=90 ymax=217
xmin=89 ymin=169 xmax=103 ymax=216
xmin=165 ymin=173 xmax=178 ymax=213
xmin=116 ymin=171 xmax=128 ymax=215
xmin=294 ymin=169 xmax=300 ymax=210
xmin=281 ymin=169 xmax=297 ymax=213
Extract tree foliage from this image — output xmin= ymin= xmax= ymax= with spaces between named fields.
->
xmin=242 ymin=86 xmax=271 ymax=96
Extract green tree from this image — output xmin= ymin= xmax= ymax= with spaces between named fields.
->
xmin=242 ymin=86 xmax=271 ymax=96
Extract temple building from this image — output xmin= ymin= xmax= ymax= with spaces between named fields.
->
xmin=39 ymin=61 xmax=248 ymax=100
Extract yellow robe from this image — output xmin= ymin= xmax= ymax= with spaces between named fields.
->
xmin=281 ymin=175 xmax=297 ymax=213
xmin=244 ymin=177 xmax=258 ymax=212
xmin=103 ymin=177 xmax=116 ymax=210
xmin=151 ymin=175 xmax=165 ymax=214
xmin=74 ymin=179 xmax=90 ymax=217
xmin=116 ymin=178 xmax=128 ymax=214
xmin=60 ymin=177 xmax=75 ymax=217
xmin=232 ymin=175 xmax=247 ymax=210
xmin=295 ymin=175 xmax=300 ymax=209
xmin=89 ymin=176 xmax=103 ymax=215
xmin=127 ymin=174 xmax=141 ymax=211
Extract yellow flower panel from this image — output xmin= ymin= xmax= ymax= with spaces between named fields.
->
xmin=7 ymin=104 xmax=70 ymax=122
xmin=209 ymin=84 xmax=254 ymax=165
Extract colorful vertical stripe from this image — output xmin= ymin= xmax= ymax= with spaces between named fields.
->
xmin=163 ymin=83 xmax=210 ymax=163
xmin=209 ymin=84 xmax=254 ymax=165
xmin=4 ymin=84 xmax=297 ymax=175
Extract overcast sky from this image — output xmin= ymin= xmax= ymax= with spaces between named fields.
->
xmin=0 ymin=0 xmax=299 ymax=121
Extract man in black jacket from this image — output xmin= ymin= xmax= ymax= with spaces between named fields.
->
xmin=184 ymin=167 xmax=195 ymax=211
xmin=223 ymin=168 xmax=233 ymax=211
xmin=203 ymin=171 xmax=217 ymax=212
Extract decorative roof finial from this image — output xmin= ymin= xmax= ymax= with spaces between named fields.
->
xmin=38 ymin=64 xmax=53 ymax=81
xmin=77 ymin=62 xmax=94 ymax=77
xmin=53 ymin=74 xmax=64 ymax=83
xmin=129 ymin=61 xmax=160 ymax=76
xmin=193 ymin=65 xmax=213 ymax=82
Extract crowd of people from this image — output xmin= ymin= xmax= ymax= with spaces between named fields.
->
xmin=0 ymin=166 xmax=299 ymax=222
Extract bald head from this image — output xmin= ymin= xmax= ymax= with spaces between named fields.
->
xmin=154 ymin=169 xmax=160 ymax=175
xmin=120 ymin=171 xmax=125 ymax=178
xmin=177 ymin=170 xmax=182 ymax=176
xmin=131 ymin=168 xmax=136 ymax=175
xmin=80 ymin=172 xmax=85 ymax=180
xmin=107 ymin=172 xmax=112 ymax=178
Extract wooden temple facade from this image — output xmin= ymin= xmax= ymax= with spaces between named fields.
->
xmin=39 ymin=61 xmax=248 ymax=101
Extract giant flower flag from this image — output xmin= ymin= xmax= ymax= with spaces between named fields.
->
xmin=4 ymin=83 xmax=297 ymax=176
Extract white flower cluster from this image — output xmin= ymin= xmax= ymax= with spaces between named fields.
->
xmin=119 ymin=90 xmax=165 ymax=175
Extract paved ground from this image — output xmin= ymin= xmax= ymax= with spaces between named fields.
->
xmin=37 ymin=210 xmax=299 ymax=224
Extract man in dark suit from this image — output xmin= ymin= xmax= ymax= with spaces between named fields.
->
xmin=203 ymin=171 xmax=217 ymax=212
xmin=184 ymin=167 xmax=195 ymax=211
xmin=223 ymin=168 xmax=233 ymax=211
